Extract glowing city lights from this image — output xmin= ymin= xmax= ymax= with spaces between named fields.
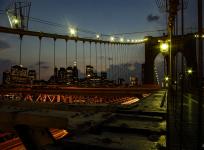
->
xmin=194 ymin=34 xmax=204 ymax=38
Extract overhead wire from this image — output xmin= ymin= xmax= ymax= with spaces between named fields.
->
xmin=0 ymin=10 xmax=167 ymax=38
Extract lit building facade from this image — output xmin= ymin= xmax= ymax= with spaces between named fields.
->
xmin=28 ymin=70 xmax=36 ymax=81
xmin=2 ymin=65 xmax=36 ymax=84
xmin=86 ymin=65 xmax=94 ymax=79
xmin=10 ymin=65 xmax=28 ymax=84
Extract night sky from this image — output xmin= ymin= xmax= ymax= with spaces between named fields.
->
xmin=0 ymin=0 xmax=201 ymax=81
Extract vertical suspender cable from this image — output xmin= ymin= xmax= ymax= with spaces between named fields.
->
xmin=65 ymin=39 xmax=68 ymax=68
xmin=116 ymin=44 xmax=118 ymax=83
xmin=114 ymin=44 xmax=117 ymax=82
xmin=100 ymin=42 xmax=102 ymax=74
xmin=117 ymin=44 xmax=119 ymax=81
xmin=19 ymin=34 xmax=23 ymax=65
xmin=116 ymin=44 xmax=120 ymax=81
xmin=118 ymin=44 xmax=120 ymax=82
xmin=53 ymin=38 xmax=56 ymax=69
xmin=107 ymin=43 xmax=110 ymax=79
xmin=124 ymin=44 xmax=127 ymax=83
xmin=83 ymin=41 xmax=85 ymax=77
xmin=121 ymin=44 xmax=123 ymax=80
xmin=127 ymin=44 xmax=129 ymax=84
xmin=104 ymin=43 xmax=107 ymax=75
xmin=95 ymin=42 xmax=97 ymax=76
xmin=110 ymin=43 xmax=113 ymax=80
xmin=38 ymin=36 xmax=42 ymax=80
xmin=123 ymin=44 xmax=126 ymax=80
xmin=53 ymin=38 xmax=56 ymax=82
xmin=119 ymin=44 xmax=122 ymax=80
xmin=75 ymin=40 xmax=77 ymax=66
xmin=89 ymin=42 xmax=92 ymax=66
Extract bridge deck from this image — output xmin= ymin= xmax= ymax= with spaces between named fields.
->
xmin=0 ymin=90 xmax=167 ymax=150
xmin=59 ymin=90 xmax=167 ymax=150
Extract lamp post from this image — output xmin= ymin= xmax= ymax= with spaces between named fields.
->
xmin=159 ymin=40 xmax=169 ymax=87
xmin=186 ymin=68 xmax=193 ymax=90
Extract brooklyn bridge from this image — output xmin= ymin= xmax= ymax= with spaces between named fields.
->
xmin=0 ymin=0 xmax=203 ymax=150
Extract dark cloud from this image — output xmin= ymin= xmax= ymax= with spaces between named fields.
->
xmin=147 ymin=14 xmax=160 ymax=22
xmin=108 ymin=57 xmax=113 ymax=61
xmin=33 ymin=61 xmax=49 ymax=66
xmin=41 ymin=65 xmax=50 ymax=69
xmin=0 ymin=40 xmax=10 ymax=50
xmin=29 ymin=61 xmax=51 ymax=70
xmin=0 ymin=59 xmax=13 ymax=67
xmin=98 ymin=56 xmax=105 ymax=59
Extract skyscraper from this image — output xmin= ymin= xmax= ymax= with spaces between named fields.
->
xmin=86 ymin=65 xmax=94 ymax=79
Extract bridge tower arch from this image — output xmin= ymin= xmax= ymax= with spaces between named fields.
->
xmin=143 ymin=34 xmax=197 ymax=87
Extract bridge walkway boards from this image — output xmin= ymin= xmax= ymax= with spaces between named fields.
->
xmin=58 ymin=90 xmax=167 ymax=150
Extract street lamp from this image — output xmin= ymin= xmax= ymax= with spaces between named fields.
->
xmin=159 ymin=40 xmax=169 ymax=82
xmin=110 ymin=36 xmax=115 ymax=42
xmin=96 ymin=34 xmax=100 ymax=39
xmin=13 ymin=18 xmax=19 ymax=25
xmin=165 ymin=76 xmax=169 ymax=81
xmin=69 ymin=27 xmax=77 ymax=37
xmin=160 ymin=42 xmax=169 ymax=53
xmin=120 ymin=37 xmax=124 ymax=43
xmin=187 ymin=68 xmax=193 ymax=75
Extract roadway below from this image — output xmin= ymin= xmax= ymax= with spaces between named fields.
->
xmin=0 ymin=129 xmax=68 ymax=150
xmin=0 ymin=86 xmax=157 ymax=97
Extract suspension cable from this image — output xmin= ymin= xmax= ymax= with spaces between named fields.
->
xmin=119 ymin=44 xmax=122 ymax=80
xmin=100 ymin=42 xmax=102 ymax=74
xmin=83 ymin=41 xmax=85 ymax=77
xmin=89 ymin=42 xmax=92 ymax=66
xmin=115 ymin=44 xmax=118 ymax=83
xmin=116 ymin=44 xmax=119 ymax=83
xmin=110 ymin=44 xmax=113 ymax=80
xmin=95 ymin=42 xmax=97 ymax=76
xmin=53 ymin=38 xmax=56 ymax=69
xmin=75 ymin=40 xmax=77 ymax=66
xmin=38 ymin=36 xmax=42 ymax=80
xmin=19 ymin=34 xmax=23 ymax=65
xmin=104 ymin=43 xmax=107 ymax=75
xmin=107 ymin=43 xmax=110 ymax=80
xmin=122 ymin=44 xmax=125 ymax=80
xmin=65 ymin=39 xmax=68 ymax=68
xmin=126 ymin=44 xmax=129 ymax=84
